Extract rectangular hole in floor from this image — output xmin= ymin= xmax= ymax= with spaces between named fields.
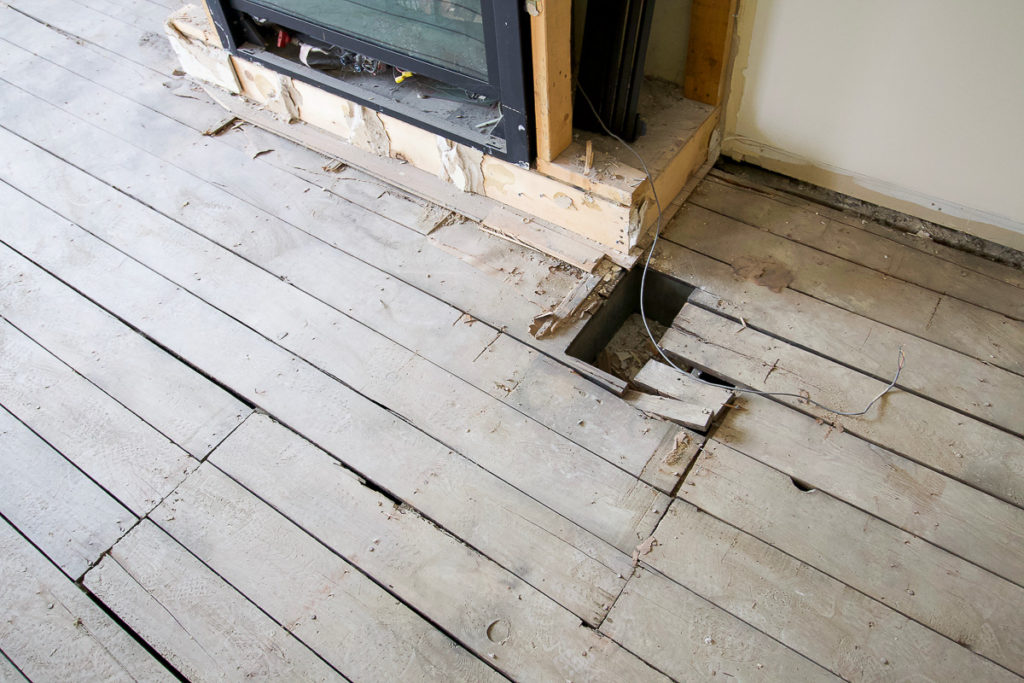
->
xmin=566 ymin=267 xmax=736 ymax=431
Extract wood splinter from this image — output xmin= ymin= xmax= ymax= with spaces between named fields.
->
xmin=583 ymin=140 xmax=594 ymax=175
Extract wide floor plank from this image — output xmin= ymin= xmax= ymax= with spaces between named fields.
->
xmin=665 ymin=203 xmax=1024 ymax=376
xmin=681 ymin=441 xmax=1024 ymax=674
xmin=0 ymin=407 xmax=132 ymax=579
xmin=645 ymin=502 xmax=1016 ymax=681
xmin=210 ymin=414 xmax=667 ymax=682
xmin=0 ymin=519 xmax=173 ymax=682
xmin=85 ymin=521 xmax=342 ymax=681
xmin=716 ymin=395 xmax=1024 ymax=589
xmin=651 ymin=239 xmax=1024 ymax=435
xmin=663 ymin=303 xmax=1024 ymax=508
xmin=0 ymin=244 xmax=249 ymax=459
xmin=0 ymin=318 xmax=196 ymax=515
xmin=602 ymin=567 xmax=838 ymax=681
xmin=0 ymin=179 xmax=631 ymax=627
xmin=692 ymin=177 xmax=1024 ymax=321
xmin=155 ymin=458 xmax=501 ymax=682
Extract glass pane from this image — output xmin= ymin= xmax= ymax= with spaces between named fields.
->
xmin=251 ymin=0 xmax=488 ymax=79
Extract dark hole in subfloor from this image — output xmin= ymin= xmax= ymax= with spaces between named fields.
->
xmin=566 ymin=267 xmax=693 ymax=379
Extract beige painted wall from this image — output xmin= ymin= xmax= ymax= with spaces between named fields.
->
xmin=723 ymin=0 xmax=1024 ymax=250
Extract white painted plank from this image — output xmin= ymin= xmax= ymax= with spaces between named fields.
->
xmin=0 ymin=244 xmax=249 ymax=458
xmin=0 ymin=519 xmax=174 ymax=682
xmin=0 ymin=181 xmax=631 ymax=627
xmin=0 ymin=101 xmax=668 ymax=553
xmin=602 ymin=567 xmax=838 ymax=681
xmin=85 ymin=521 xmax=342 ymax=681
xmin=646 ymin=502 xmax=1016 ymax=682
xmin=664 ymin=204 xmax=1024 ymax=376
xmin=716 ymin=395 xmax=1024 ymax=590
xmin=682 ymin=441 xmax=1024 ymax=674
xmin=692 ymin=178 xmax=1024 ymax=321
xmin=0 ymin=319 xmax=196 ymax=515
xmin=0 ymin=406 xmax=132 ymax=579
xmin=663 ymin=303 xmax=1024 ymax=508
xmin=210 ymin=414 xmax=668 ymax=682
xmin=158 ymin=461 xmax=503 ymax=682
xmin=0 ymin=24 xmax=684 ymax=493
xmin=651 ymin=239 xmax=1024 ymax=436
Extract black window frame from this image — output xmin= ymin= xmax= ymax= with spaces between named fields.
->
xmin=206 ymin=0 xmax=532 ymax=164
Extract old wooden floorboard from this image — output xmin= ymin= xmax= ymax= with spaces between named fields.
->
xmin=692 ymin=177 xmax=1024 ymax=321
xmin=650 ymin=239 xmax=1024 ymax=437
xmin=681 ymin=441 xmax=1024 ymax=675
xmin=0 ymin=178 xmax=633 ymax=627
xmin=0 ymin=10 xmax=687 ymax=493
xmin=0 ymin=519 xmax=174 ymax=682
xmin=665 ymin=203 xmax=1024 ymax=377
xmin=663 ymin=303 xmax=1024 ymax=509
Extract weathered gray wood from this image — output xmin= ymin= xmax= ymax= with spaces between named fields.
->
xmin=706 ymin=169 xmax=1024 ymax=291
xmin=0 ymin=406 xmax=132 ymax=579
xmin=682 ymin=441 xmax=1024 ymax=674
xmin=650 ymin=239 xmax=1024 ymax=436
xmin=0 ymin=18 xmax=684 ymax=493
xmin=0 ymin=180 xmax=631 ymax=627
xmin=602 ymin=567 xmax=838 ymax=681
xmin=646 ymin=502 xmax=1017 ymax=682
xmin=0 ymin=245 xmax=249 ymax=458
xmin=632 ymin=359 xmax=733 ymax=419
xmin=0 ymin=519 xmax=173 ymax=682
xmin=0 ymin=651 xmax=28 ymax=683
xmin=622 ymin=390 xmax=713 ymax=431
xmin=716 ymin=395 xmax=1024 ymax=589
xmin=85 ymin=521 xmax=342 ymax=681
xmin=211 ymin=414 xmax=668 ymax=682
xmin=665 ymin=203 xmax=1024 ymax=376
xmin=0 ymin=319 xmax=196 ymax=515
xmin=663 ymin=303 xmax=1024 ymax=508
xmin=156 ymin=461 xmax=501 ymax=682
xmin=0 ymin=117 xmax=668 ymax=555
xmin=693 ymin=178 xmax=1024 ymax=321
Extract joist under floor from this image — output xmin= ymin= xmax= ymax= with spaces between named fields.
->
xmin=1 ymin=0 xmax=1023 ymax=680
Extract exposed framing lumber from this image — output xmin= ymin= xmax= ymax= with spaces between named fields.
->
xmin=683 ymin=0 xmax=739 ymax=106
xmin=530 ymin=0 xmax=573 ymax=162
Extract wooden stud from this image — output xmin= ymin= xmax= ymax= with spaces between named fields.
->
xmin=683 ymin=0 xmax=738 ymax=106
xmin=530 ymin=0 xmax=574 ymax=162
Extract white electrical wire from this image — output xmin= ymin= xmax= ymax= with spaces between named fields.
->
xmin=576 ymin=87 xmax=905 ymax=417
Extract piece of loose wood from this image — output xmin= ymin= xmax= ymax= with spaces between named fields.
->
xmin=602 ymin=567 xmax=838 ymax=681
xmin=0 ymin=320 xmax=196 ymax=515
xmin=664 ymin=203 xmax=1024 ymax=376
xmin=211 ymin=414 xmax=668 ymax=682
xmin=0 ymin=181 xmax=631 ymax=627
xmin=157 ymin=461 xmax=501 ymax=681
xmin=663 ymin=303 xmax=1024 ymax=508
xmin=0 ymin=519 xmax=173 ymax=682
xmin=646 ymin=502 xmax=1016 ymax=682
xmin=530 ymin=0 xmax=573 ymax=162
xmin=716 ymin=394 xmax=1024 ymax=589
xmin=693 ymin=177 xmax=1024 ymax=321
xmin=0 ymin=407 xmax=132 ymax=579
xmin=623 ymin=390 xmax=713 ymax=431
xmin=650 ymin=239 xmax=1024 ymax=436
xmin=632 ymin=359 xmax=734 ymax=419
xmin=85 ymin=521 xmax=340 ymax=681
xmin=0 ymin=246 xmax=249 ymax=458
xmin=681 ymin=441 xmax=1024 ymax=675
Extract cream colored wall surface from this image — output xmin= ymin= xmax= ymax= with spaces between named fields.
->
xmin=723 ymin=0 xmax=1024 ymax=250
